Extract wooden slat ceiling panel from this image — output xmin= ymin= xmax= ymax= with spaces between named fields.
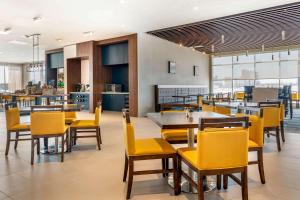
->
xmin=148 ymin=2 xmax=300 ymax=54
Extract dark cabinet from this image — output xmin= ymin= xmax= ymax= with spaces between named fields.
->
xmin=102 ymin=94 xmax=128 ymax=111
xmin=48 ymin=52 xmax=64 ymax=68
xmin=102 ymin=42 xmax=128 ymax=65
xmin=70 ymin=93 xmax=89 ymax=110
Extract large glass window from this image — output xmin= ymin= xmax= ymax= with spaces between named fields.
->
xmin=0 ymin=63 xmax=23 ymax=92
xmin=212 ymin=50 xmax=300 ymax=92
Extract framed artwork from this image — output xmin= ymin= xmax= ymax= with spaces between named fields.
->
xmin=168 ymin=61 xmax=176 ymax=74
xmin=193 ymin=65 xmax=200 ymax=76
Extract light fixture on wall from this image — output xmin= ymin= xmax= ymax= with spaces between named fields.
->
xmin=26 ymin=33 xmax=43 ymax=72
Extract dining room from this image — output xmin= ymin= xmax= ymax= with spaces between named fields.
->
xmin=1 ymin=1 xmax=300 ymax=200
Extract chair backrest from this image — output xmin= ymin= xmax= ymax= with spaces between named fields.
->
xmin=95 ymin=106 xmax=101 ymax=125
xmin=292 ymin=92 xmax=298 ymax=101
xmin=236 ymin=107 xmax=264 ymax=147
xmin=30 ymin=112 xmax=65 ymax=135
xmin=122 ymin=109 xmax=135 ymax=155
xmin=214 ymin=106 xmax=231 ymax=115
xmin=65 ymin=111 xmax=77 ymax=118
xmin=4 ymin=102 xmax=17 ymax=111
xmin=235 ymin=92 xmax=245 ymax=100
xmin=197 ymin=117 xmax=249 ymax=170
xmin=202 ymin=100 xmax=215 ymax=112
xmin=197 ymin=96 xmax=203 ymax=108
xmin=258 ymin=102 xmax=280 ymax=128
xmin=5 ymin=107 xmax=20 ymax=130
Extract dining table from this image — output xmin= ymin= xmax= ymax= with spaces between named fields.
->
xmin=147 ymin=111 xmax=228 ymax=193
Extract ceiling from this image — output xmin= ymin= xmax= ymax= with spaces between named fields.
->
xmin=148 ymin=2 xmax=300 ymax=54
xmin=0 ymin=0 xmax=297 ymax=63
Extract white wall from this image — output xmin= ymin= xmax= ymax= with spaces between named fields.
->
xmin=81 ymin=59 xmax=90 ymax=85
xmin=138 ymin=34 xmax=210 ymax=116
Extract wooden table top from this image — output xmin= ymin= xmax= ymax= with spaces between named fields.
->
xmin=214 ymin=102 xmax=258 ymax=109
xmin=21 ymin=104 xmax=83 ymax=112
xmin=147 ymin=111 xmax=228 ymax=129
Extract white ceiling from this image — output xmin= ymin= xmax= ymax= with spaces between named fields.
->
xmin=0 ymin=0 xmax=297 ymax=63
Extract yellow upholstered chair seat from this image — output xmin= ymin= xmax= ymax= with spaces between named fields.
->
xmin=134 ymin=138 xmax=176 ymax=156
xmin=71 ymin=120 xmax=98 ymax=128
xmin=161 ymin=129 xmax=189 ymax=141
xmin=248 ymin=140 xmax=260 ymax=148
xmin=10 ymin=123 xmax=30 ymax=131
xmin=65 ymin=118 xmax=76 ymax=124
xmin=178 ymin=147 xmax=198 ymax=168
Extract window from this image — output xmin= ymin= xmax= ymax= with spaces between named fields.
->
xmin=0 ymin=63 xmax=23 ymax=92
xmin=212 ymin=50 xmax=299 ymax=93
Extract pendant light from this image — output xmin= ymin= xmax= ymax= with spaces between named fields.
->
xmin=26 ymin=33 xmax=42 ymax=72
xmin=221 ymin=34 xmax=225 ymax=44
xmin=261 ymin=44 xmax=265 ymax=52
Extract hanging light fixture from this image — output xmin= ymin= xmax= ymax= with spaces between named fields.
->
xmin=221 ymin=34 xmax=225 ymax=44
xmin=211 ymin=44 xmax=215 ymax=52
xmin=261 ymin=44 xmax=265 ymax=52
xmin=26 ymin=33 xmax=43 ymax=72
xmin=281 ymin=30 xmax=286 ymax=40
xmin=236 ymin=55 xmax=239 ymax=62
xmin=272 ymin=48 xmax=275 ymax=60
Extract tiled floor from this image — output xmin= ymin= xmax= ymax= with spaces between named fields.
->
xmin=0 ymin=111 xmax=300 ymax=200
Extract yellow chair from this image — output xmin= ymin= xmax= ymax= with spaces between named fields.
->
xmin=4 ymin=103 xmax=31 ymax=156
xmin=122 ymin=110 xmax=179 ymax=199
xmin=201 ymin=101 xmax=215 ymax=112
xmin=30 ymin=111 xmax=68 ymax=164
xmin=70 ymin=107 xmax=102 ymax=151
xmin=65 ymin=111 xmax=77 ymax=125
xmin=177 ymin=117 xmax=249 ymax=200
xmin=236 ymin=107 xmax=265 ymax=184
xmin=291 ymin=92 xmax=299 ymax=108
xmin=258 ymin=102 xmax=281 ymax=151
xmin=235 ymin=92 xmax=245 ymax=101
xmin=214 ymin=106 xmax=231 ymax=115
xmin=2 ymin=95 xmax=12 ymax=104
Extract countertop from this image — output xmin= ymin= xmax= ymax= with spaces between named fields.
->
xmin=101 ymin=92 xmax=129 ymax=95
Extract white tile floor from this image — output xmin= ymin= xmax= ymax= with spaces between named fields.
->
xmin=0 ymin=111 xmax=299 ymax=200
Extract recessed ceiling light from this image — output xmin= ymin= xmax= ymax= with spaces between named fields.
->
xmin=120 ymin=0 xmax=126 ymax=4
xmin=193 ymin=6 xmax=199 ymax=10
xmin=194 ymin=45 xmax=204 ymax=48
xmin=33 ymin=16 xmax=42 ymax=22
xmin=56 ymin=39 xmax=63 ymax=42
xmin=83 ymin=31 xmax=94 ymax=37
xmin=9 ymin=40 xmax=28 ymax=45
xmin=0 ymin=27 xmax=12 ymax=35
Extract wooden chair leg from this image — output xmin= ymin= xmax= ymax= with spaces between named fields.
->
xmin=280 ymin=121 xmax=285 ymax=142
xmin=5 ymin=131 xmax=11 ymax=156
xmin=126 ymin=158 xmax=134 ymax=199
xmin=123 ymin=154 xmax=128 ymax=182
xmin=257 ymin=149 xmax=266 ymax=184
xmin=37 ymin=139 xmax=40 ymax=155
xmin=165 ymin=158 xmax=169 ymax=177
xmin=223 ymin=174 xmax=228 ymax=189
xmin=173 ymin=156 xmax=180 ymax=195
xmin=241 ymin=167 xmax=248 ymax=200
xmin=96 ymin=128 xmax=101 ymax=150
xmin=276 ymin=127 xmax=281 ymax=152
xmin=162 ymin=158 xmax=166 ymax=177
xmin=177 ymin=156 xmax=182 ymax=194
xmin=31 ymin=138 xmax=35 ymax=165
xmin=217 ymin=175 xmax=222 ymax=190
xmin=14 ymin=131 xmax=19 ymax=149
xmin=99 ymin=127 xmax=102 ymax=144
xmin=74 ymin=129 xmax=77 ymax=145
xmin=61 ymin=135 xmax=64 ymax=162
xmin=197 ymin=172 xmax=204 ymax=200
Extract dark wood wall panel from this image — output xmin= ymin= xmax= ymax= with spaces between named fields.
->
xmin=148 ymin=2 xmax=300 ymax=54
xmin=66 ymin=58 xmax=81 ymax=94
